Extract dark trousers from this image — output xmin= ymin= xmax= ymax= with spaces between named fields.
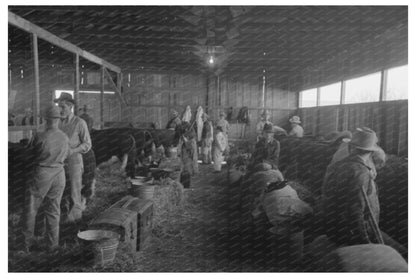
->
xmin=180 ymin=172 xmax=191 ymax=188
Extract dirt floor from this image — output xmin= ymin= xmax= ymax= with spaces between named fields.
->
xmin=9 ymin=162 xmax=295 ymax=272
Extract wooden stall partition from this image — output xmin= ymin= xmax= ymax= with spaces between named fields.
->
xmin=298 ymin=100 xmax=408 ymax=156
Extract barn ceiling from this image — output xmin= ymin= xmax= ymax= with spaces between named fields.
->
xmin=8 ymin=5 xmax=408 ymax=75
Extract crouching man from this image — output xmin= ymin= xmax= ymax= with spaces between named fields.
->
xmin=18 ymin=105 xmax=70 ymax=252
xmin=253 ymin=176 xmax=313 ymax=266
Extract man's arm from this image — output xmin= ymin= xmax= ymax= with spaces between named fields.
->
xmin=348 ymin=169 xmax=372 ymax=243
xmin=72 ymin=120 xmax=92 ymax=154
xmin=270 ymin=140 xmax=280 ymax=169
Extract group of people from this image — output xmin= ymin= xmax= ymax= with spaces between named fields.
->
xmin=249 ymin=113 xmax=407 ymax=261
xmin=165 ymin=109 xmax=230 ymax=184
xmin=17 ymin=92 xmax=92 ymax=253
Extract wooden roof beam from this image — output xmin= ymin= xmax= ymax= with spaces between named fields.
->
xmin=8 ymin=11 xmax=121 ymax=73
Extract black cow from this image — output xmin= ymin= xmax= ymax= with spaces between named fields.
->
xmin=8 ymin=142 xmax=36 ymax=212
xmin=109 ymin=127 xmax=181 ymax=157
xmin=90 ymin=128 xmax=137 ymax=178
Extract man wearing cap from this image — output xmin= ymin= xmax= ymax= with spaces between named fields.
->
xmin=54 ymin=92 xmax=91 ymax=224
xmin=19 ymin=105 xmax=70 ymax=252
xmin=322 ymin=128 xmax=407 ymax=260
xmin=201 ymin=113 xmax=213 ymax=164
xmin=256 ymin=110 xmax=272 ymax=140
xmin=249 ymin=123 xmax=280 ymax=171
xmin=288 ymin=116 xmax=304 ymax=138
xmin=79 ymin=105 xmax=94 ymax=133
xmin=215 ymin=111 xmax=230 ymax=137
xmin=166 ymin=109 xmax=182 ymax=130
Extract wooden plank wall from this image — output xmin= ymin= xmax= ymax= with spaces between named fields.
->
xmin=122 ymin=72 xmax=207 ymax=129
xmin=298 ymin=100 xmax=408 ymax=156
xmin=207 ymin=73 xmax=298 ymax=140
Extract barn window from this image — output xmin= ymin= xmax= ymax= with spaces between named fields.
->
xmin=54 ymin=90 xmax=115 ymax=99
xmin=344 ymin=72 xmax=381 ymax=104
xmin=319 ymin=82 xmax=341 ymax=106
xmin=299 ymin=88 xmax=318 ymax=108
xmin=385 ymin=65 xmax=408 ymax=101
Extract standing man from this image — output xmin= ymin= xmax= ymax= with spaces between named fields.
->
xmin=21 ymin=107 xmax=34 ymax=126
xmin=322 ymin=128 xmax=407 ymax=260
xmin=288 ymin=115 xmax=304 ymax=138
xmin=79 ymin=105 xmax=94 ymax=132
xmin=215 ymin=111 xmax=230 ymax=137
xmin=201 ymin=113 xmax=213 ymax=164
xmin=54 ymin=92 xmax=91 ymax=224
xmin=166 ymin=109 xmax=182 ymax=130
xmin=256 ymin=110 xmax=272 ymax=141
xmin=178 ymin=122 xmax=198 ymax=188
xmin=19 ymin=105 xmax=70 ymax=252
xmin=249 ymin=123 xmax=280 ymax=171
xmin=213 ymin=125 xmax=227 ymax=173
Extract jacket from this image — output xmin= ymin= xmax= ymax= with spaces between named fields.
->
xmin=322 ymin=155 xmax=380 ymax=245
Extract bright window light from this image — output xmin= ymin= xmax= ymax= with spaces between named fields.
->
xmin=319 ymin=82 xmax=341 ymax=106
xmin=300 ymin=88 xmax=318 ymax=107
xmin=386 ymin=65 xmax=408 ymax=100
xmin=345 ymin=72 xmax=381 ymax=104
xmin=55 ymin=90 xmax=115 ymax=99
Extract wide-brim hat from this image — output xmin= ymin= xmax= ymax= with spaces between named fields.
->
xmin=44 ymin=105 xmax=62 ymax=119
xmin=350 ymin=127 xmax=379 ymax=152
xmin=289 ymin=116 xmax=301 ymax=124
xmin=54 ymin=92 xmax=75 ymax=104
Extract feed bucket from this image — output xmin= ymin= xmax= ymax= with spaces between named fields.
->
xmin=77 ymin=230 xmax=120 ymax=267
xmin=131 ymin=182 xmax=155 ymax=200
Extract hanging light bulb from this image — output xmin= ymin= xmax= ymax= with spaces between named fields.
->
xmin=209 ymin=56 xmax=214 ymax=65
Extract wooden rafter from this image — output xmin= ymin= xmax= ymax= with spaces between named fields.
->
xmin=8 ymin=11 xmax=121 ymax=73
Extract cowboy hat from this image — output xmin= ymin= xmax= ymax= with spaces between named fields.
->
xmin=54 ymin=92 xmax=75 ymax=104
xmin=289 ymin=115 xmax=301 ymax=124
xmin=350 ymin=127 xmax=379 ymax=152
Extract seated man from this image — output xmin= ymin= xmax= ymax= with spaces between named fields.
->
xmin=322 ymin=128 xmax=407 ymax=260
xmin=249 ymin=123 xmax=280 ymax=171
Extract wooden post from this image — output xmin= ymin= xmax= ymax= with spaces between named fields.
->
xmin=100 ymin=66 xmax=105 ymax=129
xmin=380 ymin=69 xmax=388 ymax=101
xmin=117 ymin=72 xmax=122 ymax=121
xmin=74 ymin=53 xmax=80 ymax=115
xmin=340 ymin=80 xmax=346 ymax=105
xmin=261 ymin=74 xmax=266 ymax=108
xmin=32 ymin=34 xmax=40 ymax=128
xmin=316 ymin=87 xmax=321 ymax=106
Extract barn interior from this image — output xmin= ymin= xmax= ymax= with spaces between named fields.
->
xmin=8 ymin=6 xmax=408 ymax=272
